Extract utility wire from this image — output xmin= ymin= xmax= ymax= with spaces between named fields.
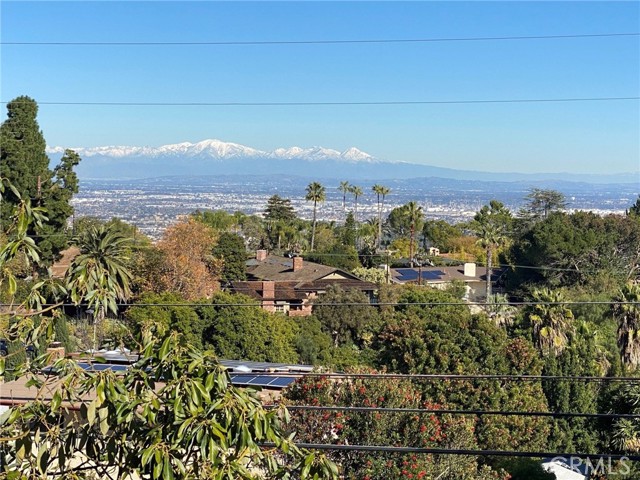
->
xmin=259 ymin=443 xmax=640 ymax=461
xmin=2 ymin=301 xmax=638 ymax=308
xmin=280 ymin=405 xmax=640 ymax=420
xmin=1 ymin=97 xmax=638 ymax=107
xmin=3 ymin=32 xmax=638 ymax=46
xmin=248 ymin=372 xmax=640 ymax=383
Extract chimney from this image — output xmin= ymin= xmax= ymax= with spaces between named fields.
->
xmin=292 ymin=256 xmax=303 ymax=272
xmin=256 ymin=249 xmax=268 ymax=262
xmin=261 ymin=281 xmax=276 ymax=312
xmin=463 ymin=263 xmax=476 ymax=277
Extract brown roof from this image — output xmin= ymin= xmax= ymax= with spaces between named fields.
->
xmin=231 ymin=281 xmax=308 ymax=301
xmin=246 ymin=255 xmax=359 ymax=282
xmin=231 ymin=278 xmax=377 ymax=301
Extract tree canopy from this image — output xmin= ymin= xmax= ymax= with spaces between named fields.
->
xmin=0 ymin=96 xmax=81 ymax=265
xmin=264 ymin=194 xmax=297 ymax=222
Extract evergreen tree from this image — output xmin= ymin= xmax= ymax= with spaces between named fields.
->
xmin=0 ymin=96 xmax=80 ymax=265
xmin=264 ymin=194 xmax=296 ymax=222
xmin=211 ymin=232 xmax=247 ymax=283
xmin=340 ymin=211 xmax=357 ymax=247
xmin=629 ymin=195 xmax=640 ymax=217
xmin=521 ymin=188 xmax=567 ymax=221
xmin=0 ymin=96 xmax=49 ymax=221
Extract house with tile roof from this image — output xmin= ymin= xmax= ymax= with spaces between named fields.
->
xmin=230 ymin=250 xmax=377 ymax=316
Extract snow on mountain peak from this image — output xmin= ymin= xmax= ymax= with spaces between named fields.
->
xmin=341 ymin=147 xmax=374 ymax=162
xmin=46 ymin=139 xmax=377 ymax=163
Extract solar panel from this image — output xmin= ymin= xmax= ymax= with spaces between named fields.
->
xmin=270 ymin=377 xmax=297 ymax=388
xmin=395 ymin=269 xmax=446 ymax=282
xmin=76 ymin=363 xmax=129 ymax=372
xmin=229 ymin=374 xmax=297 ymax=389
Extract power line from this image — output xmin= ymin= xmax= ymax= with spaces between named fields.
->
xmin=282 ymin=405 xmax=640 ymax=420
xmin=256 ymin=372 xmax=640 ymax=383
xmin=3 ymin=32 xmax=638 ymax=46
xmin=2 ymin=301 xmax=637 ymax=308
xmin=259 ymin=443 xmax=640 ymax=461
xmin=1 ymin=97 xmax=638 ymax=107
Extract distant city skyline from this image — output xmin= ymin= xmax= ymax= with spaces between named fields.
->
xmin=2 ymin=1 xmax=639 ymax=175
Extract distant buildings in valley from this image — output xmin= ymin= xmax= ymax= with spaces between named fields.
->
xmin=71 ymin=178 xmax=633 ymax=240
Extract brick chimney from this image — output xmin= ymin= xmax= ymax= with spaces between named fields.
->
xmin=292 ymin=256 xmax=303 ymax=272
xmin=256 ymin=249 xmax=268 ymax=262
xmin=261 ymin=281 xmax=276 ymax=312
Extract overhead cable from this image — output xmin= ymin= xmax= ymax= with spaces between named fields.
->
xmin=2 ymin=301 xmax=639 ymax=308
xmin=3 ymin=32 xmax=638 ymax=46
xmin=281 ymin=405 xmax=640 ymax=419
xmin=1 ymin=97 xmax=638 ymax=107
xmin=259 ymin=443 xmax=640 ymax=461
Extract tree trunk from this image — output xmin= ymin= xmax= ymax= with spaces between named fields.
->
xmin=486 ymin=245 xmax=493 ymax=301
xmin=377 ymin=197 xmax=382 ymax=250
xmin=410 ymin=224 xmax=415 ymax=268
xmin=354 ymin=199 xmax=359 ymax=249
xmin=311 ymin=201 xmax=317 ymax=251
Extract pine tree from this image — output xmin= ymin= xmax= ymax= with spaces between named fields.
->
xmin=264 ymin=194 xmax=297 ymax=222
xmin=0 ymin=96 xmax=81 ymax=265
xmin=0 ymin=96 xmax=50 ymax=224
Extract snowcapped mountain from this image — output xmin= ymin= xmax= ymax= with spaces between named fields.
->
xmin=45 ymin=139 xmax=635 ymax=184
xmin=46 ymin=139 xmax=378 ymax=163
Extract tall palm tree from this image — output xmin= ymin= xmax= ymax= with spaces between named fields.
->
xmin=349 ymin=185 xmax=363 ymax=249
xmin=305 ymin=181 xmax=325 ymax=252
xmin=473 ymin=200 xmax=511 ymax=300
xmin=372 ymin=184 xmax=390 ymax=250
xmin=528 ymin=288 xmax=574 ymax=356
xmin=613 ymin=282 xmax=640 ymax=370
xmin=403 ymin=201 xmax=423 ymax=268
xmin=338 ymin=181 xmax=350 ymax=213
xmin=67 ymin=224 xmax=133 ymax=350
xmin=348 ymin=185 xmax=363 ymax=223
xmin=475 ymin=222 xmax=505 ymax=300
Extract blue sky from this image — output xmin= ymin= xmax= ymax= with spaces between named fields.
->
xmin=1 ymin=1 xmax=639 ymax=174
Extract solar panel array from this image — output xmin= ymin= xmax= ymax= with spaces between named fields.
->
xmin=42 ymin=362 xmax=300 ymax=390
xmin=229 ymin=374 xmax=297 ymax=389
xmin=395 ymin=269 xmax=447 ymax=282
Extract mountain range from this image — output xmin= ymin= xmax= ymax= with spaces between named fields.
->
xmin=47 ymin=138 xmax=638 ymax=184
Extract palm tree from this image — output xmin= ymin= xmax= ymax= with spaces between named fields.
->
xmin=403 ymin=201 xmax=423 ymax=268
xmin=349 ymin=185 xmax=363 ymax=249
xmin=348 ymin=185 xmax=363 ymax=223
xmin=613 ymin=282 xmax=640 ymax=370
xmin=338 ymin=181 xmax=350 ymax=213
xmin=372 ymin=184 xmax=390 ymax=250
xmin=528 ymin=288 xmax=574 ymax=356
xmin=475 ymin=222 xmax=505 ymax=300
xmin=473 ymin=200 xmax=511 ymax=300
xmin=305 ymin=182 xmax=325 ymax=252
xmin=67 ymin=224 xmax=133 ymax=350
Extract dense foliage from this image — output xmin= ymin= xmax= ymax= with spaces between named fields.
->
xmin=0 ymin=96 xmax=81 ymax=266
xmin=2 ymin=102 xmax=639 ymax=478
